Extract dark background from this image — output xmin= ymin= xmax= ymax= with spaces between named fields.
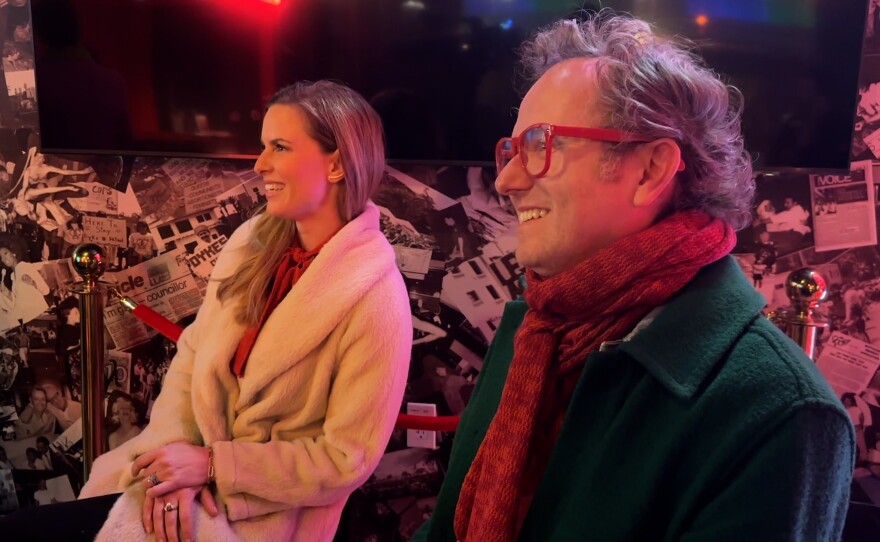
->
xmin=31 ymin=0 xmax=868 ymax=168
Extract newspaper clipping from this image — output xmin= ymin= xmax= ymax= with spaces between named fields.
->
xmin=103 ymin=250 xmax=202 ymax=350
xmin=816 ymin=331 xmax=880 ymax=397
xmin=810 ymin=161 xmax=878 ymax=252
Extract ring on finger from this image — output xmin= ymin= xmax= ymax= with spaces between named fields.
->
xmin=163 ymin=502 xmax=178 ymax=512
xmin=148 ymin=473 xmax=161 ymax=487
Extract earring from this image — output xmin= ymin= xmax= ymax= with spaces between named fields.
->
xmin=328 ymin=174 xmax=344 ymax=181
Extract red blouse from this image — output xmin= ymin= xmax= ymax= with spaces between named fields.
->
xmin=230 ymin=241 xmax=322 ymax=377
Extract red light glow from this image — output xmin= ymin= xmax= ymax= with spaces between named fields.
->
xmin=695 ymin=14 xmax=709 ymax=26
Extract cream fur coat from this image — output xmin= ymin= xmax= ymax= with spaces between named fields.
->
xmin=79 ymin=203 xmax=412 ymax=541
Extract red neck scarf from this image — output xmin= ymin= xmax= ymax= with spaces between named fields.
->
xmin=453 ymin=210 xmax=736 ymax=542
xmin=231 ymin=241 xmax=322 ymax=377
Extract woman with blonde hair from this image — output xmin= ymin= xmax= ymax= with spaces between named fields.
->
xmin=0 ymin=80 xmax=412 ymax=541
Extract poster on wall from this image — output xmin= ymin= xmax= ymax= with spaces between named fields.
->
xmin=810 ymin=161 xmax=877 ymax=252
xmin=816 ymin=331 xmax=880 ymax=398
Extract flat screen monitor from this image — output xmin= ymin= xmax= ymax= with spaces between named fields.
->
xmin=32 ymin=0 xmax=868 ymax=168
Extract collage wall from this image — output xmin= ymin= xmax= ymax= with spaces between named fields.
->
xmin=0 ymin=1 xmax=878 ymax=540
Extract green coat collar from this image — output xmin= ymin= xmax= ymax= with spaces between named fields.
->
xmin=618 ymin=255 xmax=768 ymax=400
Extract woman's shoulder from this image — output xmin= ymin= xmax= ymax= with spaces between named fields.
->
xmin=349 ymin=256 xmax=410 ymax=323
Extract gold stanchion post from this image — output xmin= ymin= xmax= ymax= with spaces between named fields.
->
xmin=770 ymin=268 xmax=829 ymax=360
xmin=70 ymin=243 xmax=109 ymax=481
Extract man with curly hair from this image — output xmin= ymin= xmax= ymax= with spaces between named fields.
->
xmin=415 ymin=11 xmax=853 ymax=542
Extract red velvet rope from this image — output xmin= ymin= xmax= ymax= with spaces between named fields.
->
xmin=122 ymin=299 xmax=460 ymax=432
xmin=394 ymin=414 xmax=461 ymax=432
xmin=132 ymin=304 xmax=182 ymax=343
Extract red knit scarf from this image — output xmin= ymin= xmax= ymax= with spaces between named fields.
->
xmin=453 ymin=210 xmax=736 ymax=542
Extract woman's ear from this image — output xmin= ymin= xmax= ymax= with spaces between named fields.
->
xmin=327 ymin=150 xmax=345 ymax=184
xmin=632 ymin=138 xmax=682 ymax=208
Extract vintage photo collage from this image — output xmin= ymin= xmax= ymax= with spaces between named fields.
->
xmin=4 ymin=148 xmax=879 ymax=530
xmin=0 ymin=127 xmax=133 ymax=510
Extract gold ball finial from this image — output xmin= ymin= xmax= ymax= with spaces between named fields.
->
xmin=785 ymin=268 xmax=828 ymax=310
xmin=71 ymin=244 xmax=107 ymax=282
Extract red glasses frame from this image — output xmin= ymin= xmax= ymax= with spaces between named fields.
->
xmin=495 ymin=123 xmax=686 ymax=177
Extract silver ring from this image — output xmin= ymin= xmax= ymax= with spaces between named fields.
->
xmin=163 ymin=502 xmax=178 ymax=513
xmin=148 ymin=473 xmax=160 ymax=487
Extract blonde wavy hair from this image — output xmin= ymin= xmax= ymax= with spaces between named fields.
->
xmin=216 ymin=80 xmax=386 ymax=325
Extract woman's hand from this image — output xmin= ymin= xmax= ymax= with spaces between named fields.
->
xmin=131 ymin=442 xmax=211 ymax=498
xmin=142 ymin=485 xmax=219 ymax=542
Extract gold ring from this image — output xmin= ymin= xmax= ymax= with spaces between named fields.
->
xmin=163 ymin=502 xmax=178 ymax=513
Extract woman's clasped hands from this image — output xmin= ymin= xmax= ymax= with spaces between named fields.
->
xmin=131 ymin=441 xmax=219 ymax=542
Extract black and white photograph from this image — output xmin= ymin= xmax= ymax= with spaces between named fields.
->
xmin=127 ymin=159 xmax=185 ymax=224
xmin=104 ymin=390 xmax=144 ymax=452
xmin=429 ymin=203 xmax=481 ymax=268
xmin=0 ymin=0 xmax=37 ymax=130
xmin=128 ymin=157 xmax=257 ymax=262
xmin=0 ymin=455 xmax=18 ymax=512
xmin=2 ymin=36 xmax=33 ymax=73
xmin=375 ymin=168 xmax=449 ymax=236
xmin=0 ymin=372 xmax=84 ymax=509
xmin=865 ymin=0 xmax=880 ymax=54
xmin=361 ymin=448 xmax=444 ymax=502
xmin=735 ymin=171 xmax=815 ymax=258
xmin=852 ymin=50 xmax=880 ymax=163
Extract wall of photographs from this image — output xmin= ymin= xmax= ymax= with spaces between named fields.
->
xmin=0 ymin=1 xmax=877 ymax=540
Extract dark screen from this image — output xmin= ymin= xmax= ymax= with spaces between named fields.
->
xmin=31 ymin=0 xmax=867 ymax=168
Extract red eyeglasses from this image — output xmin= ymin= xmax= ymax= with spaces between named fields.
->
xmin=495 ymin=123 xmax=686 ymax=178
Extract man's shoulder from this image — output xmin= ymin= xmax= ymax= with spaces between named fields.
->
xmin=709 ymin=315 xmax=844 ymax=416
xmin=623 ymin=257 xmax=842 ymax=417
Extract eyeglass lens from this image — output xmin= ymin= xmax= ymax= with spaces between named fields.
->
xmin=497 ymin=125 xmax=550 ymax=176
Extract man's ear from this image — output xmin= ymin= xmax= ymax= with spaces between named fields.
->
xmin=632 ymin=138 xmax=682 ymax=208
xmin=326 ymin=150 xmax=345 ymax=183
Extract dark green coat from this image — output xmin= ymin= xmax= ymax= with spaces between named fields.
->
xmin=414 ymin=256 xmax=854 ymax=541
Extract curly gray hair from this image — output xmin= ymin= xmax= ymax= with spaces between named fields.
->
xmin=519 ymin=11 xmax=754 ymax=229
